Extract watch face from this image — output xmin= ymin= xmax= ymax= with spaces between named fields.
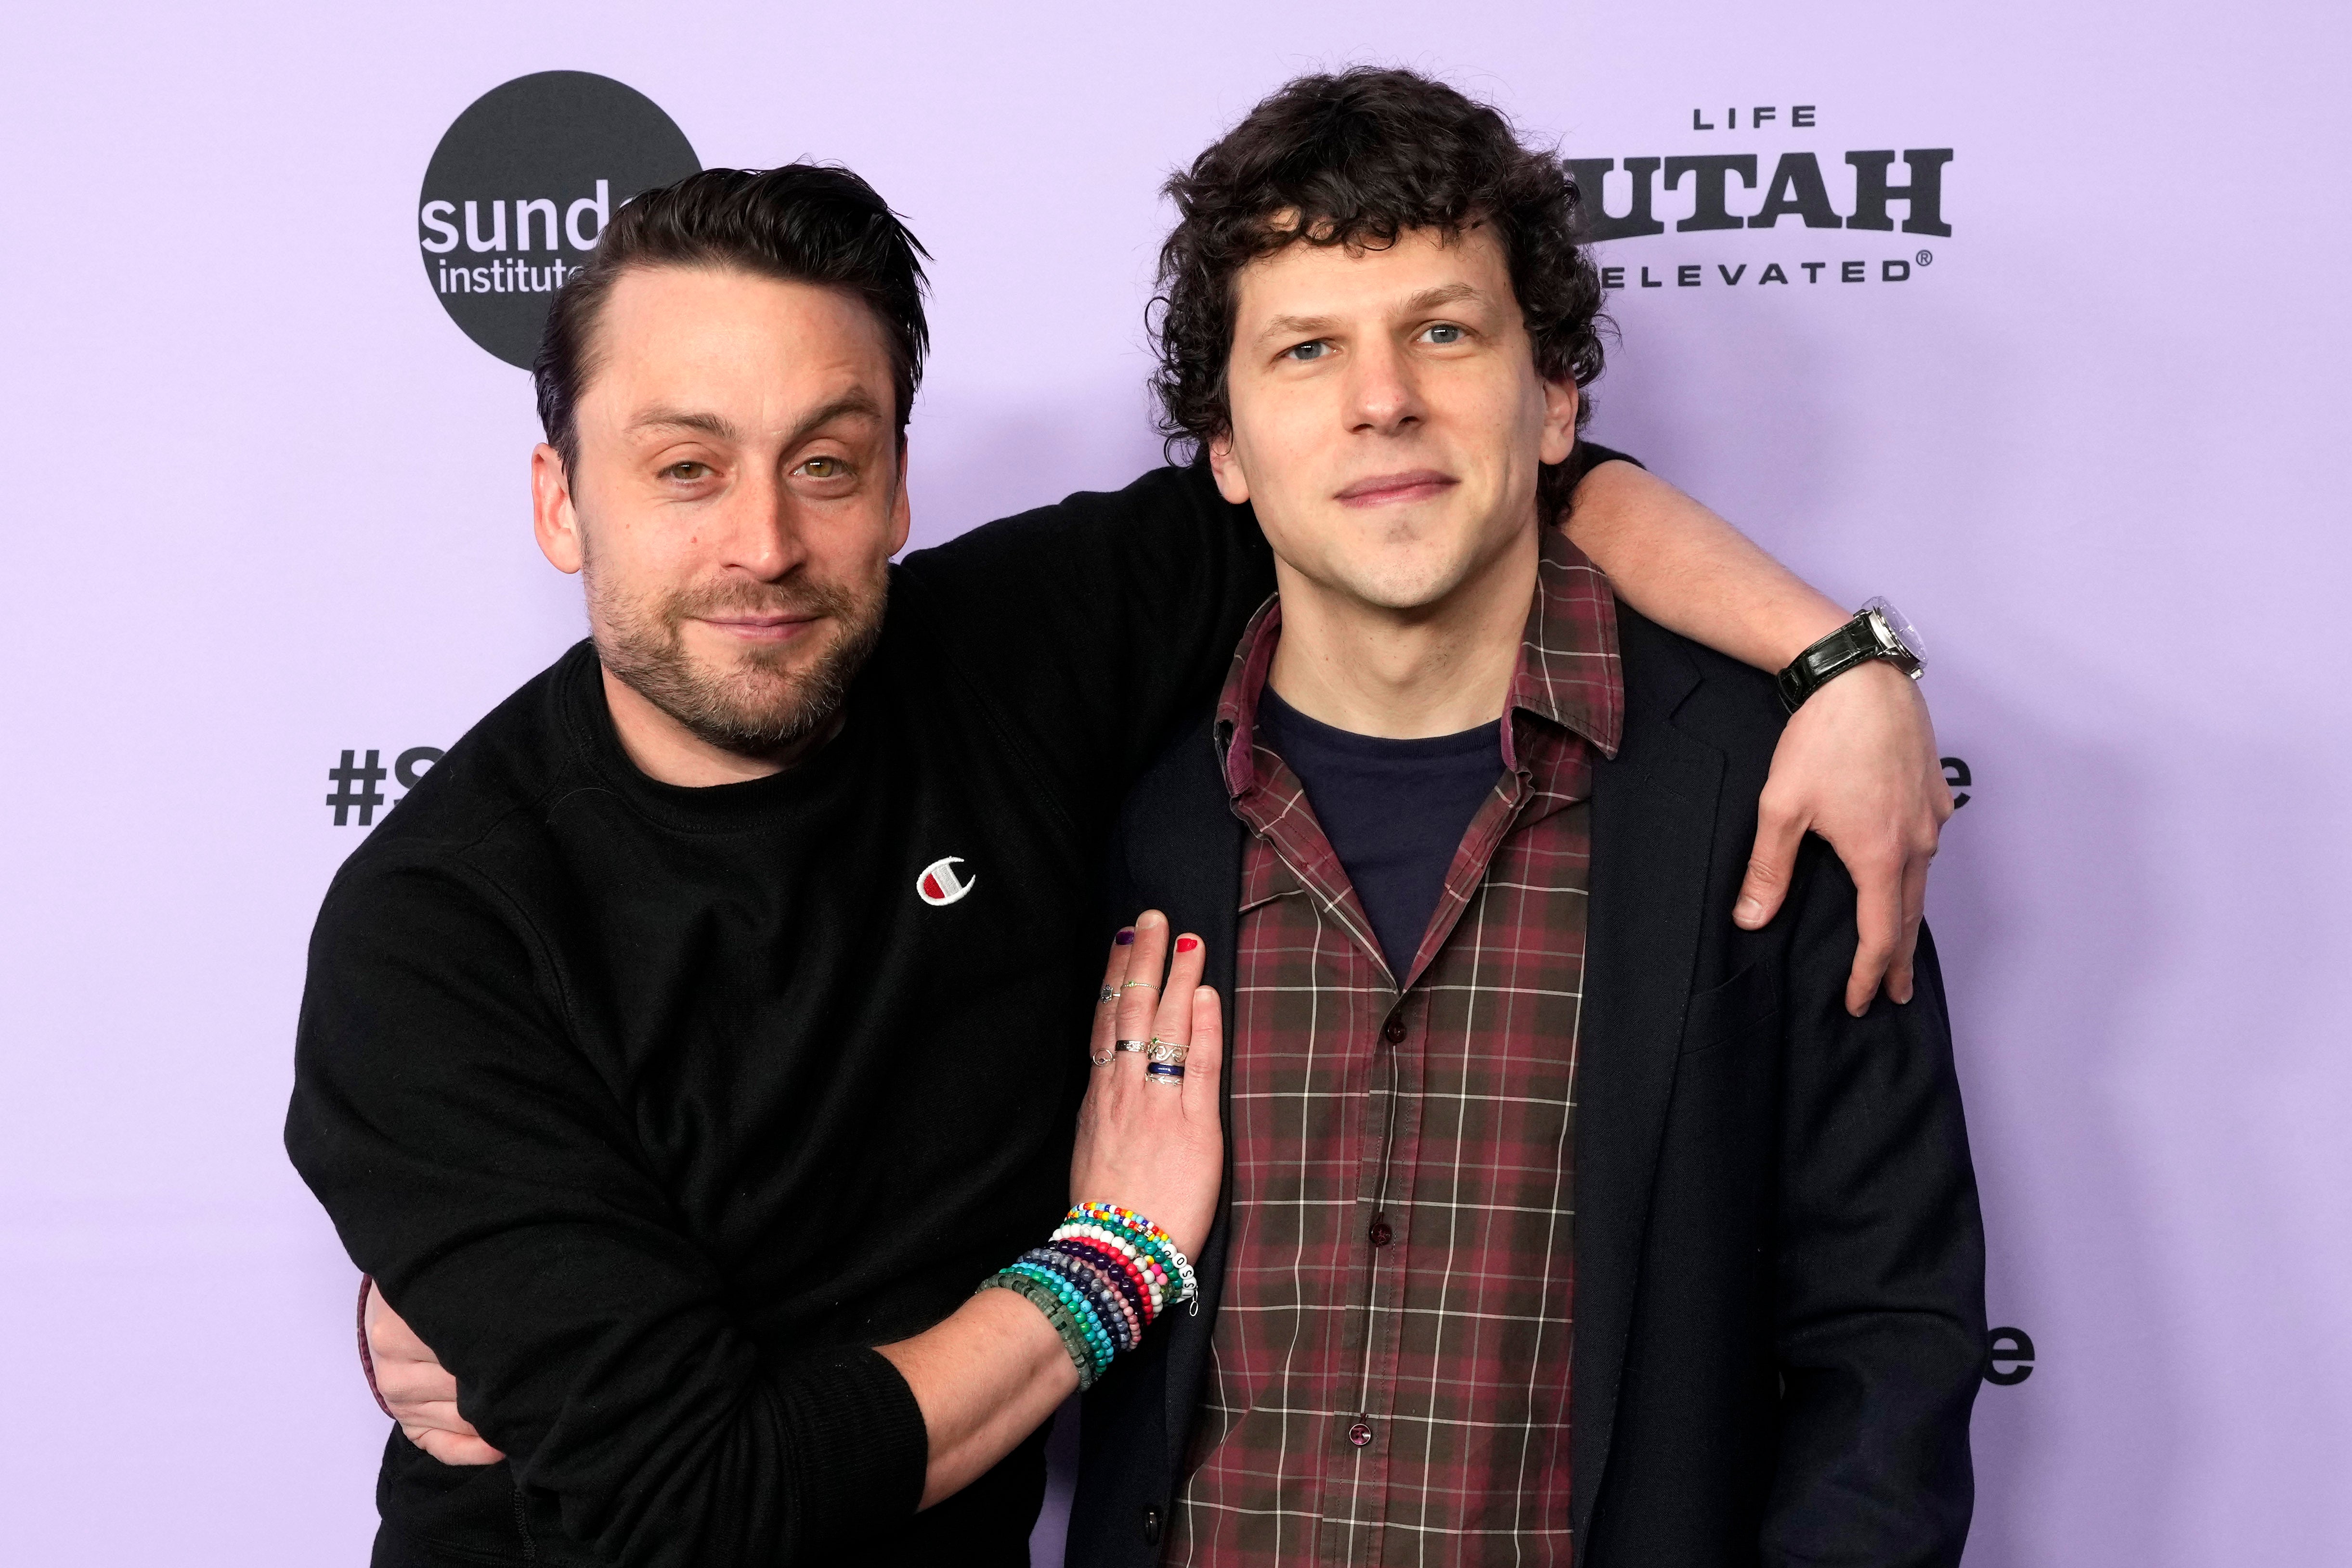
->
xmin=1862 ymin=596 xmax=1926 ymax=665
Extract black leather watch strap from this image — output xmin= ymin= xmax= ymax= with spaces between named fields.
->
xmin=1776 ymin=616 xmax=1887 ymax=713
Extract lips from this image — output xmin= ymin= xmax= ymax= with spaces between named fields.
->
xmin=697 ymin=614 xmax=820 ymax=643
xmin=1334 ymin=469 xmax=1456 ymax=506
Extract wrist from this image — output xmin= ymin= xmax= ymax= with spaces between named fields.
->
xmin=1776 ymin=598 xmax=1926 ymax=713
xmin=1772 ymin=598 xmax=1852 ymax=670
xmin=873 ymin=1287 xmax=1076 ymax=1420
xmin=966 ymin=1280 xmax=1083 ymax=1389
xmin=977 ymin=1203 xmax=1200 ymax=1391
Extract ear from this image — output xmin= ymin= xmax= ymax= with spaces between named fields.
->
xmin=888 ymin=440 xmax=913 ymax=558
xmin=1538 ymin=377 xmax=1580 ymax=468
xmin=1207 ymin=429 xmax=1251 ymax=506
xmin=532 ymin=443 xmax=584 ymax=575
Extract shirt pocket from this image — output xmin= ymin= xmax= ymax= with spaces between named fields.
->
xmin=1676 ymin=960 xmax=1780 ymax=1058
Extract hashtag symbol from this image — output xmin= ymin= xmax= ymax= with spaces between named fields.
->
xmin=326 ymin=750 xmax=389 ymax=827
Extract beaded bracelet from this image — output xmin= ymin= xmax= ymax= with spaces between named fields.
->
xmin=1069 ymin=1202 xmax=1199 ymax=1305
xmin=1054 ymin=1225 xmax=1167 ymax=1312
xmin=1009 ymin=1262 xmax=1116 ymax=1365
xmin=1043 ymin=1242 xmax=1149 ymax=1340
xmin=1052 ymin=1236 xmax=1152 ymax=1313
xmin=1053 ymin=1220 xmax=1173 ymax=1311
xmin=977 ymin=1203 xmax=1200 ymax=1388
xmin=982 ymin=1271 xmax=1105 ymax=1387
xmin=1070 ymin=1202 xmax=1183 ymax=1279
xmin=997 ymin=1259 xmax=1107 ymax=1356
xmin=1032 ymin=1249 xmax=1142 ymax=1351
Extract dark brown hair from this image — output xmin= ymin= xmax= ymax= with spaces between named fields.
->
xmin=533 ymin=165 xmax=930 ymax=473
xmin=1153 ymin=68 xmax=1609 ymax=522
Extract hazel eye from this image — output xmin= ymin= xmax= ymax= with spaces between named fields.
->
xmin=664 ymin=461 xmax=711 ymax=481
xmin=800 ymin=456 xmax=851 ymax=479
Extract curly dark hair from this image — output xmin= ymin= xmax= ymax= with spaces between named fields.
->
xmin=1153 ymin=67 xmax=1609 ymax=523
xmin=534 ymin=165 xmax=929 ymax=476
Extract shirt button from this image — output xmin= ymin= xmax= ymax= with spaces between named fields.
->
xmin=1142 ymin=1505 xmax=1162 ymax=1544
xmin=1382 ymin=1014 xmax=1407 ymax=1045
xmin=1348 ymin=1420 xmax=1375 ymax=1448
xmin=1368 ymin=1217 xmax=1393 ymax=1248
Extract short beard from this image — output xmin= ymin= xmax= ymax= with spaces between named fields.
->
xmin=586 ymin=562 xmax=887 ymax=759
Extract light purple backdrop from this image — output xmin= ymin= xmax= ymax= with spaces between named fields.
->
xmin=3 ymin=3 xmax=2347 ymax=1563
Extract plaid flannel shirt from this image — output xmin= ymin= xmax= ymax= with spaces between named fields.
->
xmin=1169 ymin=526 xmax=1624 ymax=1568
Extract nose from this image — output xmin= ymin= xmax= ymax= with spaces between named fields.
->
xmin=714 ymin=466 xmax=807 ymax=582
xmin=1347 ymin=335 xmax=1423 ymax=437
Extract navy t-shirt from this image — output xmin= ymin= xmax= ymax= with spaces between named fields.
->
xmin=1255 ymin=685 xmax=1505 ymax=977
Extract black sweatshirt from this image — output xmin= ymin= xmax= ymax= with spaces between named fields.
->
xmin=286 ymin=450 xmax=1624 ymax=1568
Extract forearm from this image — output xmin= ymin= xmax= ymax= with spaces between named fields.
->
xmin=876 ymin=916 xmax=1224 ymax=1511
xmin=876 ymin=1281 xmax=1080 ymax=1508
xmin=1565 ymin=459 xmax=1845 ymax=671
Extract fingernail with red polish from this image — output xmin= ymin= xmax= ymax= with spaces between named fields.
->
xmin=1115 ymin=929 xmax=1135 ymax=946
xmin=1176 ymin=936 xmax=1199 ymax=953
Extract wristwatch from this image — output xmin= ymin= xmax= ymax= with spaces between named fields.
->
xmin=1775 ymin=597 xmax=1926 ymax=713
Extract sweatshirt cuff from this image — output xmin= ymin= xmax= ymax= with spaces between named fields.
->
xmin=777 ymin=1345 xmax=928 ymax=1549
xmin=355 ymin=1274 xmax=394 ymax=1418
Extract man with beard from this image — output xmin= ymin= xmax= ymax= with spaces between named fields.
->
xmin=288 ymin=162 xmax=1950 ymax=1568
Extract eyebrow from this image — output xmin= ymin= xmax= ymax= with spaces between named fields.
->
xmin=627 ymin=391 xmax=887 ymax=447
xmin=629 ymin=407 xmax=741 ymax=441
xmin=1260 ymin=312 xmax=1340 ymax=343
xmin=1400 ymin=281 xmax=1485 ymax=314
xmin=1253 ymin=282 xmax=1492 ymax=345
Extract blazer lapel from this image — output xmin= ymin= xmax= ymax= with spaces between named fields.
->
xmin=1570 ymin=619 xmax=1725 ymax=1558
xmin=1137 ymin=717 xmax=1247 ymax=1446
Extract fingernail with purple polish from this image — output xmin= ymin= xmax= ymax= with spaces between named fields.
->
xmin=1115 ymin=929 xmax=1135 ymax=946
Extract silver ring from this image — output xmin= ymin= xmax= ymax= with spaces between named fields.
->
xmin=1097 ymin=985 xmax=1118 ymax=1004
xmin=1089 ymin=1044 xmax=1115 ymax=1067
xmin=1114 ymin=1038 xmax=1149 ymax=1053
xmin=1147 ymin=1038 xmax=1189 ymax=1065
xmin=1120 ymin=978 xmax=1159 ymax=991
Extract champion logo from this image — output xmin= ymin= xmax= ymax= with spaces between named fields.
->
xmin=916 ymin=856 xmax=976 ymax=907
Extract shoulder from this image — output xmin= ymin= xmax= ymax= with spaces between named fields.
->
xmin=1115 ymin=702 xmax=1226 ymax=850
xmin=1103 ymin=701 xmax=1233 ymax=919
xmin=898 ymin=462 xmax=1241 ymax=592
xmin=1612 ymin=604 xmax=1785 ymax=779
xmin=320 ymin=645 xmax=594 ymax=935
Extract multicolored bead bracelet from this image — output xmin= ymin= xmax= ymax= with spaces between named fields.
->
xmin=1073 ymin=1202 xmax=1199 ymax=1306
xmin=977 ymin=1202 xmax=1199 ymax=1389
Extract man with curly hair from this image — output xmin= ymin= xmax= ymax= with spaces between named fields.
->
xmin=1070 ymin=68 xmax=1984 ymax=1568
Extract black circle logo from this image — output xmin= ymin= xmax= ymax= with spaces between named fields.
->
xmin=418 ymin=72 xmax=700 ymax=368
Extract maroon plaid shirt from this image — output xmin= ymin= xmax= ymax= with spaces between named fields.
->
xmin=1168 ymin=528 xmax=1624 ymax=1568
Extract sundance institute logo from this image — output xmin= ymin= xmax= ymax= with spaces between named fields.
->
xmin=418 ymin=71 xmax=700 ymax=367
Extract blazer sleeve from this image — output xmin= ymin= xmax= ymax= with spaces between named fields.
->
xmin=1765 ymin=850 xmax=1987 ymax=1568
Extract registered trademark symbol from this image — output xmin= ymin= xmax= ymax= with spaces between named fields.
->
xmin=1916 ymin=250 xmax=1934 ymax=266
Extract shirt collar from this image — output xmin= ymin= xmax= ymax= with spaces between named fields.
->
xmin=1216 ymin=526 xmax=1624 ymax=800
xmin=1510 ymin=524 xmax=1624 ymax=761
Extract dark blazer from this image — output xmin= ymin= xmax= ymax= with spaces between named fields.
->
xmin=1067 ymin=607 xmax=1986 ymax=1568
